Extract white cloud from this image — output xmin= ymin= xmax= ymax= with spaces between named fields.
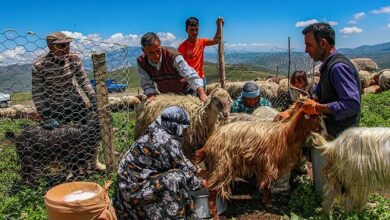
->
xmin=226 ymin=43 xmax=248 ymax=47
xmin=340 ymin=26 xmax=363 ymax=34
xmin=61 ymin=31 xmax=181 ymax=48
xmin=295 ymin=19 xmax=319 ymax=27
xmin=328 ymin=21 xmax=338 ymax=26
xmin=156 ymin=32 xmax=180 ymax=47
xmin=251 ymin=43 xmax=272 ymax=46
xmin=348 ymin=12 xmax=366 ymax=25
xmin=387 ymin=23 xmax=390 ymax=29
xmin=370 ymin=6 xmax=390 ymax=14
xmin=0 ymin=46 xmax=47 ymax=66
xmin=353 ymin=12 xmax=366 ymax=20
xmin=348 ymin=20 xmax=357 ymax=24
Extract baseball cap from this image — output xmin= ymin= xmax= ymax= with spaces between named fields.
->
xmin=242 ymin=82 xmax=260 ymax=98
xmin=46 ymin=32 xmax=73 ymax=44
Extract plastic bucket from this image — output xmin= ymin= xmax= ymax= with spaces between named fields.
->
xmin=44 ymin=181 xmax=116 ymax=220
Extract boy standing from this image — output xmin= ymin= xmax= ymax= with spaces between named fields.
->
xmin=178 ymin=17 xmax=224 ymax=87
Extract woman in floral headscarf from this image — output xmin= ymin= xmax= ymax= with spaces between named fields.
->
xmin=114 ymin=106 xmax=206 ymax=220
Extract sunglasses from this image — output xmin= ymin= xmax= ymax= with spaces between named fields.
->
xmin=50 ymin=43 xmax=70 ymax=49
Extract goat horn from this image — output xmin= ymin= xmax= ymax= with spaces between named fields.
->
xmin=290 ymin=85 xmax=310 ymax=98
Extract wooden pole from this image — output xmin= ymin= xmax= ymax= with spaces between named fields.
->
xmin=92 ymin=53 xmax=116 ymax=172
xmin=218 ymin=19 xmax=226 ymax=89
xmin=287 ymin=37 xmax=291 ymax=91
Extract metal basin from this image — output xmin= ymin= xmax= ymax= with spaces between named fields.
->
xmin=190 ymin=188 xmax=228 ymax=219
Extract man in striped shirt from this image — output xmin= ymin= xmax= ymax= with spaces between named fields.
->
xmin=32 ymin=32 xmax=96 ymax=125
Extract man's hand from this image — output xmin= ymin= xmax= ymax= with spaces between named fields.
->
xmin=301 ymin=99 xmax=319 ymax=115
xmin=146 ymin=93 xmax=157 ymax=101
xmin=216 ymin=17 xmax=224 ymax=26
xmin=202 ymin=179 xmax=208 ymax=187
xmin=275 ymin=110 xmax=291 ymax=121
xmin=199 ymin=93 xmax=208 ymax=102
xmin=197 ymin=87 xmax=208 ymax=102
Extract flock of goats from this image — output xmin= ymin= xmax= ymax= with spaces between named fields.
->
xmin=1 ymin=57 xmax=389 ymax=217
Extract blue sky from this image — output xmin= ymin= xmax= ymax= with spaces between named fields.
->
xmin=1 ymin=0 xmax=390 ymax=51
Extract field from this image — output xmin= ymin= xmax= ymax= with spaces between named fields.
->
xmin=0 ymin=79 xmax=389 ymax=219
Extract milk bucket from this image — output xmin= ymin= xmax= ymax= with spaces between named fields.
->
xmin=190 ymin=188 xmax=228 ymax=219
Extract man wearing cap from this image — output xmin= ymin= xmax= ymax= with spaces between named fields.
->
xmin=32 ymin=32 xmax=105 ymax=171
xmin=32 ymin=32 xmax=97 ymax=125
xmin=231 ymin=81 xmax=272 ymax=113
xmin=137 ymin=32 xmax=208 ymax=102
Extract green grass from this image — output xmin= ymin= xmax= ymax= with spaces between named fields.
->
xmin=360 ymin=90 xmax=390 ymax=127
xmin=10 ymin=93 xmax=32 ymax=105
xmin=1 ymin=75 xmax=389 ymax=219
xmin=0 ymin=112 xmax=134 ymax=220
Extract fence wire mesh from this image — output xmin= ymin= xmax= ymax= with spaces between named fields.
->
xmin=0 ymin=30 xmax=134 ymax=191
xmin=0 ymin=32 xmax=318 ymax=191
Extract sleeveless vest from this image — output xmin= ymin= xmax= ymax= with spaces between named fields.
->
xmin=137 ymin=47 xmax=190 ymax=94
xmin=319 ymin=53 xmax=361 ymax=137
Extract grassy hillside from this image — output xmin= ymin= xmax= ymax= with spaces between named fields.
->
xmin=1 ymin=89 xmax=389 ymax=219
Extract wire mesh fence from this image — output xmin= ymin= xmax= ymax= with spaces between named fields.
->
xmin=0 ymin=32 xmax=318 ymax=189
xmin=0 ymin=30 xmax=389 ymax=219
xmin=0 ymin=30 xmax=135 ymax=193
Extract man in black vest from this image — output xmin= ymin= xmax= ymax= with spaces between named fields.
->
xmin=301 ymin=22 xmax=361 ymax=138
xmin=137 ymin=32 xmax=208 ymax=102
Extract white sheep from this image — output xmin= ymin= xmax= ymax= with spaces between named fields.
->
xmin=135 ymin=88 xmax=232 ymax=154
xmin=311 ymin=127 xmax=390 ymax=213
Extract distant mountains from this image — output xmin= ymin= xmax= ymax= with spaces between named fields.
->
xmin=1 ymin=42 xmax=389 ymax=94
xmin=338 ymin=42 xmax=390 ymax=54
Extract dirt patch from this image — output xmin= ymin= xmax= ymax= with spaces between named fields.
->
xmin=218 ymin=177 xmax=293 ymax=219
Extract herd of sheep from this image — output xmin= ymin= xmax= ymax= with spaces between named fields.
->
xmin=1 ymin=57 xmax=390 ymax=215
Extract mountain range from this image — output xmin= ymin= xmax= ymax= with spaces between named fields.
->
xmin=1 ymin=42 xmax=389 ymax=93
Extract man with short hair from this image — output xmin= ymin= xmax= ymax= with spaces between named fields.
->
xmin=299 ymin=22 xmax=361 ymax=193
xmin=178 ymin=17 xmax=224 ymax=87
xmin=137 ymin=32 xmax=207 ymax=101
xmin=301 ymin=22 xmax=361 ymax=138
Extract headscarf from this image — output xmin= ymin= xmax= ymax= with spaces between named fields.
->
xmin=155 ymin=106 xmax=190 ymax=139
xmin=242 ymin=82 xmax=260 ymax=98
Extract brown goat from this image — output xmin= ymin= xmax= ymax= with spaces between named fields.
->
xmin=197 ymin=101 xmax=321 ymax=211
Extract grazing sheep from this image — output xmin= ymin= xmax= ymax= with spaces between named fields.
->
xmin=252 ymin=106 xmax=279 ymax=121
xmin=379 ymin=70 xmax=390 ymax=91
xmin=255 ymin=81 xmax=279 ymax=102
xmin=266 ymin=77 xmax=281 ymax=84
xmin=206 ymin=81 xmax=246 ymax=99
xmin=358 ymin=70 xmax=371 ymax=89
xmin=135 ymin=88 xmax=232 ymax=154
xmin=351 ymin=58 xmax=379 ymax=73
xmin=369 ymin=70 xmax=385 ymax=86
xmin=197 ymin=100 xmax=321 ymax=208
xmin=311 ymin=128 xmax=390 ymax=213
xmin=108 ymin=95 xmax=141 ymax=112
xmin=13 ymin=113 xmax=101 ymax=185
xmin=363 ymin=85 xmax=381 ymax=94
xmin=0 ymin=104 xmax=41 ymax=121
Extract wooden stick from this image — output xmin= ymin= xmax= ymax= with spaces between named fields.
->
xmin=218 ymin=19 xmax=226 ymax=89
xmin=92 ymin=53 xmax=116 ymax=172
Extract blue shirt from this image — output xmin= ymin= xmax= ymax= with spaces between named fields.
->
xmin=231 ymin=95 xmax=272 ymax=114
xmin=315 ymin=52 xmax=361 ymax=121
